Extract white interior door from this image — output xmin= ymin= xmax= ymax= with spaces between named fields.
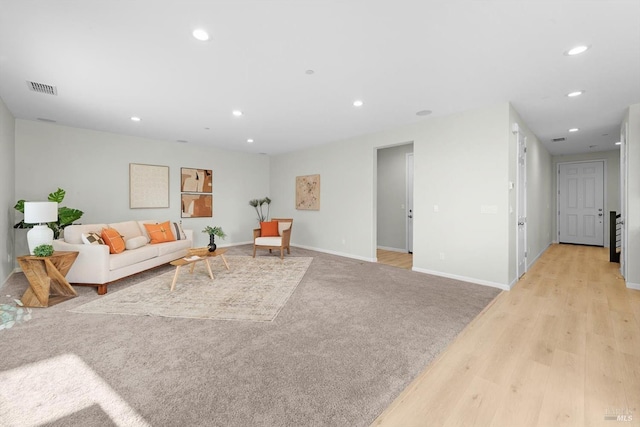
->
xmin=558 ymin=161 xmax=605 ymax=246
xmin=516 ymin=133 xmax=527 ymax=278
xmin=406 ymin=153 xmax=414 ymax=254
xmin=620 ymin=125 xmax=628 ymax=277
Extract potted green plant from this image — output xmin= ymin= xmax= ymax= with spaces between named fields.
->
xmin=32 ymin=244 xmax=54 ymax=257
xmin=248 ymin=197 xmax=271 ymax=222
xmin=202 ymin=226 xmax=226 ymax=252
xmin=14 ymin=188 xmax=83 ymax=239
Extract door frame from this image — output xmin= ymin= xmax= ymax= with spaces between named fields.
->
xmin=516 ymin=130 xmax=527 ymax=278
xmin=556 ymin=159 xmax=607 ymax=246
xmin=406 ymin=153 xmax=414 ymax=253
xmin=620 ymin=124 xmax=628 ymax=277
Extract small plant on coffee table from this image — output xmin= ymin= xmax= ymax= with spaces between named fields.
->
xmin=202 ymin=226 xmax=226 ymax=252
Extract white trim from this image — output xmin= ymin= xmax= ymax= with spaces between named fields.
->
xmin=626 ymin=282 xmax=640 ymax=291
xmin=292 ymin=243 xmax=376 ymax=262
xmin=376 ymin=246 xmax=407 ymax=253
xmin=0 ymin=270 xmax=17 ymax=290
xmin=406 ymin=152 xmax=414 ymax=253
xmin=527 ymin=243 xmax=550 ymax=270
xmin=411 ymin=266 xmax=510 ymax=291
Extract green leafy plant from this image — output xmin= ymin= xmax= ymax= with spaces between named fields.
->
xmin=248 ymin=196 xmax=271 ymax=222
xmin=33 ymin=244 xmax=54 ymax=257
xmin=202 ymin=226 xmax=226 ymax=239
xmin=14 ymin=188 xmax=84 ymax=239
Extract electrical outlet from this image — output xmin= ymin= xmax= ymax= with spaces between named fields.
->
xmin=439 ymin=252 xmax=445 ymax=260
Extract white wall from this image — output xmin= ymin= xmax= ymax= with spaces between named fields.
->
xmin=552 ymin=150 xmax=620 ymax=247
xmin=623 ymin=104 xmax=640 ymax=288
xmin=0 ymin=97 xmax=15 ymax=285
xmin=270 ymin=103 xmax=514 ymax=288
xmin=377 ymin=143 xmax=413 ymax=251
xmin=14 ymin=120 xmax=270 ymax=252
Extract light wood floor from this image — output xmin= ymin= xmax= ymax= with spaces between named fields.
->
xmin=373 ymin=244 xmax=640 ymax=427
xmin=377 ymin=249 xmax=413 ymax=270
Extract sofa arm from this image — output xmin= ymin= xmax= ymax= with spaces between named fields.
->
xmin=52 ymin=240 xmax=111 ymax=284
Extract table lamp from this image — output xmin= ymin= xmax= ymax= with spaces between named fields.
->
xmin=24 ymin=201 xmax=58 ymax=255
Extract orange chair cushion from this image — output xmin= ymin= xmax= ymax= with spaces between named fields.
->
xmin=144 ymin=221 xmax=176 ymax=244
xmin=101 ymin=228 xmax=126 ymax=254
xmin=260 ymin=221 xmax=279 ymax=237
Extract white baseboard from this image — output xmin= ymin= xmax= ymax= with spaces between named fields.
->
xmin=627 ymin=282 xmax=640 ymax=291
xmin=411 ymin=267 xmax=510 ymax=291
xmin=292 ymin=243 xmax=376 ymax=263
xmin=527 ymin=243 xmax=551 ymax=270
xmin=376 ymin=246 xmax=408 ymax=253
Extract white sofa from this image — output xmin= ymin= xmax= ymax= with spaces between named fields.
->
xmin=52 ymin=220 xmax=193 ymax=294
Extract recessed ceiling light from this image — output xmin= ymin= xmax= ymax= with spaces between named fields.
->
xmin=615 ymin=141 xmax=622 ymax=145
xmin=247 ymin=138 xmax=254 ymax=143
xmin=565 ymin=45 xmax=589 ymax=56
xmin=569 ymin=128 xmax=579 ymax=132
xmin=353 ymin=100 xmax=364 ymax=107
xmin=176 ymin=139 xmax=188 ymax=143
xmin=232 ymin=110 xmax=243 ymax=117
xmin=416 ymin=110 xmax=432 ymax=116
xmin=305 ymin=70 xmax=315 ymax=75
xmin=36 ymin=117 xmax=57 ymax=123
xmin=131 ymin=116 xmax=141 ymax=122
xmin=567 ymin=90 xmax=584 ymax=97
xmin=192 ymin=29 xmax=210 ymax=41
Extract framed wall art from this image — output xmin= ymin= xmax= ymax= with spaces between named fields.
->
xmin=181 ymin=194 xmax=213 ymax=218
xmin=296 ymin=174 xmax=320 ymax=210
xmin=129 ymin=163 xmax=169 ymax=209
xmin=181 ymin=168 xmax=212 ymax=193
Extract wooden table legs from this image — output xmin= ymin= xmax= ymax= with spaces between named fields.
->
xmin=17 ymin=252 xmax=79 ymax=308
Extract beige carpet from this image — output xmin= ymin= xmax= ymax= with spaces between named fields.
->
xmin=70 ymin=256 xmax=313 ymax=321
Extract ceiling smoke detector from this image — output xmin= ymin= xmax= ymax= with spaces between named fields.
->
xmin=551 ymin=137 xmax=566 ymax=142
xmin=26 ymin=81 xmax=57 ymax=95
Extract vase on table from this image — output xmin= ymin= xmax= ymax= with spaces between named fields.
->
xmin=208 ymin=235 xmax=217 ymax=252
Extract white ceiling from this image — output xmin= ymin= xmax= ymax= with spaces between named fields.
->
xmin=0 ymin=1 xmax=638 ymax=156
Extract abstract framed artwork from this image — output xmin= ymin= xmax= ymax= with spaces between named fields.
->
xmin=181 ymin=194 xmax=212 ymax=218
xmin=296 ymin=174 xmax=320 ymax=210
xmin=180 ymin=168 xmax=212 ymax=193
xmin=129 ymin=163 xmax=169 ymax=209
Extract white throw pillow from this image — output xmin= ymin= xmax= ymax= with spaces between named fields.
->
xmin=125 ymin=235 xmax=148 ymax=250
xmin=278 ymin=222 xmax=292 ymax=236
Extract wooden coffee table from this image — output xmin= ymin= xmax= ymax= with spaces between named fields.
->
xmin=17 ymin=251 xmax=79 ymax=307
xmin=169 ymin=248 xmax=230 ymax=291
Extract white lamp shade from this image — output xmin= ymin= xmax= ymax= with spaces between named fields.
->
xmin=24 ymin=201 xmax=58 ymax=224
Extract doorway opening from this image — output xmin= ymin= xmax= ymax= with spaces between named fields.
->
xmin=376 ymin=143 xmax=414 ymax=270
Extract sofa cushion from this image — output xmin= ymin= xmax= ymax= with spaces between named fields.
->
xmin=157 ymin=239 xmax=192 ymax=257
xmin=109 ymin=220 xmax=144 ymax=241
xmin=125 ymin=235 xmax=148 ymax=250
xmin=81 ymin=232 xmax=104 ymax=245
xmin=171 ymin=222 xmax=187 ymax=240
xmin=101 ymin=228 xmax=126 ymax=254
xmin=144 ymin=221 xmax=176 ymax=244
xmin=64 ymin=224 xmax=108 ymax=244
xmin=109 ymin=245 xmax=158 ymax=270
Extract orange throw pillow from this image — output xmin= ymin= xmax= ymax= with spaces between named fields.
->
xmin=101 ymin=228 xmax=126 ymax=254
xmin=144 ymin=221 xmax=176 ymax=244
xmin=260 ymin=221 xmax=279 ymax=237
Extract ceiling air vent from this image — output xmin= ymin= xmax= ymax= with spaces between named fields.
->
xmin=26 ymin=81 xmax=57 ymax=95
xmin=551 ymin=137 xmax=566 ymax=142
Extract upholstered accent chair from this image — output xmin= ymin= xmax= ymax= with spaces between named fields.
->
xmin=253 ymin=218 xmax=293 ymax=259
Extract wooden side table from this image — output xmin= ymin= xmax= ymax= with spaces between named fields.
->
xmin=17 ymin=251 xmax=79 ymax=307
